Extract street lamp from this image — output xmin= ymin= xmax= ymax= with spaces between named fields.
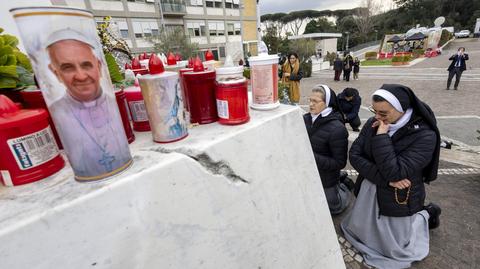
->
xmin=345 ymin=31 xmax=350 ymax=52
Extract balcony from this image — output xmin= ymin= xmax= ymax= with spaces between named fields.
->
xmin=161 ymin=0 xmax=187 ymax=15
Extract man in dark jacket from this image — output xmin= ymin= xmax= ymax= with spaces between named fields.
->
xmin=341 ymin=84 xmax=442 ymax=269
xmin=304 ymin=84 xmax=352 ymax=215
xmin=338 ymin=88 xmax=361 ymax=132
xmin=446 ymin=47 xmax=469 ymax=90
xmin=333 ymin=56 xmax=343 ymax=81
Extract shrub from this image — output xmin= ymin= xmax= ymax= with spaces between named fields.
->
xmin=365 ymin=51 xmax=378 ymax=60
xmin=412 ymin=49 xmax=425 ymax=58
xmin=391 ymin=55 xmax=404 ymax=62
xmin=392 ymin=55 xmax=413 ymax=63
xmin=301 ymin=60 xmax=312 ymax=78
xmin=278 ymin=81 xmax=290 ymax=103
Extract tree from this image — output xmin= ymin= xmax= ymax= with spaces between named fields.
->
xmin=261 ymin=12 xmax=288 ymax=38
xmin=289 ymin=38 xmax=316 ymax=63
xmin=151 ymin=27 xmax=199 ymax=59
xmin=354 ymin=0 xmax=381 ymax=42
xmin=303 ymin=17 xmax=336 ymax=34
xmin=262 ymin=25 xmax=281 ymax=53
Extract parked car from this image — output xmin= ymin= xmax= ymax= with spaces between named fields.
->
xmin=455 ymin=30 xmax=471 ymax=38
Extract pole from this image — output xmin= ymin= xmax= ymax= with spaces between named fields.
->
xmin=345 ymin=32 xmax=349 ymax=51
xmin=157 ymin=0 xmax=166 ymax=33
xmin=256 ymin=0 xmax=261 ymax=44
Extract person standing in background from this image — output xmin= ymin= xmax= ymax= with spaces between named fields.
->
xmin=353 ymin=57 xmax=360 ymax=80
xmin=446 ymin=47 xmax=469 ymax=90
xmin=333 ymin=55 xmax=343 ymax=81
xmin=280 ymin=52 xmax=303 ymax=105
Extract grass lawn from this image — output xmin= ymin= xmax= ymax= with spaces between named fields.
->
xmin=361 ymin=59 xmax=392 ymax=66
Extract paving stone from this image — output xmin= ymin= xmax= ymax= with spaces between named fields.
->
xmin=339 ymin=236 xmax=346 ymax=244
xmin=347 ymin=249 xmax=355 ymax=257
xmin=342 ymin=248 xmax=347 ymax=256
xmin=354 ymin=254 xmax=364 ymax=263
xmin=344 ymin=255 xmax=354 ymax=263
xmin=345 ymin=241 xmax=352 ymax=248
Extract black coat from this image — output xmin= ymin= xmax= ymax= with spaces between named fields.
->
xmin=349 ymin=115 xmax=437 ymax=217
xmin=353 ymin=61 xmax=360 ymax=73
xmin=333 ymin=59 xmax=343 ymax=71
xmin=447 ymin=53 xmax=469 ymax=71
xmin=304 ymin=111 xmax=348 ymax=188
xmin=338 ymin=91 xmax=361 ymax=122
xmin=343 ymin=56 xmax=354 ymax=71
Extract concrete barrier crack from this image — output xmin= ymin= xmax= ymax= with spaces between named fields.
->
xmin=146 ymin=147 xmax=250 ymax=184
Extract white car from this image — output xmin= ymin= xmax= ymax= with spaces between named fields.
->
xmin=455 ymin=30 xmax=471 ymax=38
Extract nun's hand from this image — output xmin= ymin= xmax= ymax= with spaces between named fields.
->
xmin=389 ymin=179 xmax=411 ymax=189
xmin=372 ymin=120 xmax=389 ymax=135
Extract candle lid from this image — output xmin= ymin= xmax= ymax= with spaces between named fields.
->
xmin=167 ymin=52 xmax=177 ymax=65
xmin=149 ymin=53 xmax=165 ymax=74
xmin=205 ymin=50 xmax=215 ymax=61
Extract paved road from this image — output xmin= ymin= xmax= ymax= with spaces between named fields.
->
xmin=298 ymin=38 xmax=480 ymax=268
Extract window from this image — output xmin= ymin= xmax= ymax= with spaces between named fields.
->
xmin=206 ymin=0 xmax=222 ymax=8
xmin=189 ymin=0 xmax=203 ymax=6
xmin=219 ymin=46 xmax=225 ymax=57
xmin=208 ymin=21 xmax=225 ymax=36
xmin=227 ymin=22 xmax=241 ymax=35
xmin=234 ymin=22 xmax=241 ymax=35
xmin=225 ymin=0 xmax=232 ymax=8
xmin=187 ymin=21 xmax=206 ymax=37
xmin=117 ymin=21 xmax=129 ymax=38
xmin=132 ymin=20 xmax=159 ymax=38
xmin=232 ymin=0 xmax=239 ymax=8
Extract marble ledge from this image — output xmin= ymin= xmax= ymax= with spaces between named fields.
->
xmin=0 ymin=104 xmax=304 ymax=232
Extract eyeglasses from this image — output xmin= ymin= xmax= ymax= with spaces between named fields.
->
xmin=368 ymin=105 xmax=388 ymax=117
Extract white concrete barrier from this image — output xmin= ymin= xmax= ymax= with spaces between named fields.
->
xmin=0 ymin=105 xmax=345 ymax=269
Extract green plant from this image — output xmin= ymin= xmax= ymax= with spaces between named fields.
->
xmin=412 ymin=49 xmax=425 ymax=58
xmin=105 ymin=52 xmax=123 ymax=84
xmin=392 ymin=55 xmax=412 ymax=63
xmin=0 ymin=28 xmax=34 ymax=89
xmin=391 ymin=55 xmax=404 ymax=62
xmin=243 ymin=68 xmax=250 ymax=79
xmin=301 ymin=60 xmax=312 ymax=78
xmin=364 ymin=51 xmax=378 ymax=60
xmin=278 ymin=81 xmax=290 ymax=102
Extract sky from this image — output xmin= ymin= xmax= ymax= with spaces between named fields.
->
xmin=259 ymin=0 xmax=395 ymax=15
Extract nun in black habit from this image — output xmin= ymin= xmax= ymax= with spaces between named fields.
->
xmin=304 ymin=85 xmax=352 ymax=215
xmin=341 ymin=84 xmax=442 ymax=269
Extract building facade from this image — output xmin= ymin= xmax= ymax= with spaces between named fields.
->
xmin=51 ymin=0 xmax=258 ymax=59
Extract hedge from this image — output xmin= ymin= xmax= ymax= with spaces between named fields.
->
xmin=365 ymin=51 xmax=378 ymax=60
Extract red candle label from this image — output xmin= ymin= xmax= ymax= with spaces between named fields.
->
xmin=7 ymin=126 xmax=59 ymax=170
xmin=128 ymin=100 xmax=149 ymax=122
